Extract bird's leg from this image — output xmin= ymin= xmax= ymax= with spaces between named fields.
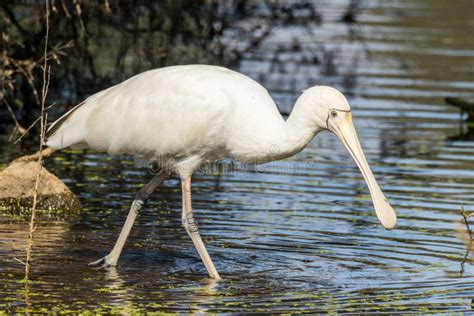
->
xmin=181 ymin=177 xmax=221 ymax=279
xmin=89 ymin=169 xmax=170 ymax=268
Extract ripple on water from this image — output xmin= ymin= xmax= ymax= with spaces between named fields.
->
xmin=1 ymin=0 xmax=474 ymax=313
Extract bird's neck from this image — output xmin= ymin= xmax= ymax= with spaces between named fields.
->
xmin=266 ymin=97 xmax=323 ymax=161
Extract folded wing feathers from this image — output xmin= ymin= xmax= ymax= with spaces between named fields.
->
xmin=45 ymin=101 xmax=85 ymax=140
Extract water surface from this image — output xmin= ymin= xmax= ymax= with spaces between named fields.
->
xmin=1 ymin=0 xmax=474 ymax=313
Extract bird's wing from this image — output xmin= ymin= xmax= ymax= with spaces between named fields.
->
xmin=45 ymin=83 xmax=117 ymax=150
xmin=45 ymin=65 xmax=279 ymax=156
xmin=45 ymin=101 xmax=85 ymax=140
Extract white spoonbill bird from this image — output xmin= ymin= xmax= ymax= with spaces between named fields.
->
xmin=46 ymin=64 xmax=396 ymax=279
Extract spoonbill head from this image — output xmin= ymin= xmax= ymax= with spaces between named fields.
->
xmin=45 ymin=65 xmax=396 ymax=279
xmin=299 ymin=86 xmax=396 ymax=231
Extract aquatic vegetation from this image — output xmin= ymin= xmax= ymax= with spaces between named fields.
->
xmin=1 ymin=0 xmax=474 ymax=313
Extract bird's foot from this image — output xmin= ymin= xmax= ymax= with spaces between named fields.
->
xmin=88 ymin=254 xmax=117 ymax=269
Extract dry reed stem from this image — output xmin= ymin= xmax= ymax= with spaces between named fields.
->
xmin=3 ymin=98 xmax=26 ymax=135
xmin=24 ymin=0 xmax=50 ymax=286
xmin=459 ymin=206 xmax=474 ymax=275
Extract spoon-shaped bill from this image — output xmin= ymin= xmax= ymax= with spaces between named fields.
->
xmin=329 ymin=113 xmax=397 ymax=230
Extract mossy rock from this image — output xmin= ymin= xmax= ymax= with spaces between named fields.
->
xmin=0 ymin=160 xmax=81 ymax=213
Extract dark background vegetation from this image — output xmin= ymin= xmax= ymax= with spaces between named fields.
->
xmin=0 ymin=0 xmax=360 ymax=127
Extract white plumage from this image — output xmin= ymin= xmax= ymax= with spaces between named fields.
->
xmin=46 ymin=64 xmax=396 ymax=279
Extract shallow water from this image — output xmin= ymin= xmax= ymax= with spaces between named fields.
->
xmin=1 ymin=0 xmax=474 ymax=313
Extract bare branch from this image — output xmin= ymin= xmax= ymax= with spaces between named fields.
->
xmin=461 ymin=206 xmax=473 ymax=240
xmin=2 ymin=98 xmax=26 ymax=134
xmin=24 ymin=0 xmax=50 ymax=286
xmin=13 ymin=257 xmax=27 ymax=266
xmin=14 ymin=116 xmax=40 ymax=144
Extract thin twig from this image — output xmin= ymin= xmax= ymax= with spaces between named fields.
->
xmin=45 ymin=102 xmax=56 ymax=111
xmin=8 ymin=58 xmax=41 ymax=106
xmin=3 ymin=98 xmax=26 ymax=134
xmin=14 ymin=117 xmax=41 ymax=144
xmin=460 ymin=206 xmax=474 ymax=276
xmin=24 ymin=0 xmax=50 ymax=286
xmin=13 ymin=257 xmax=27 ymax=266
xmin=461 ymin=206 xmax=473 ymax=240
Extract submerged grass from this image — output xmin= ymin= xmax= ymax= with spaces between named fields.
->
xmin=0 ymin=207 xmax=80 ymax=220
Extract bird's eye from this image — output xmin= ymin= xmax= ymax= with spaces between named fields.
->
xmin=330 ymin=110 xmax=338 ymax=118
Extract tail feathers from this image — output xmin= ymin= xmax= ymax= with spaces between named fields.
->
xmin=46 ymin=101 xmax=86 ymax=149
xmin=46 ymin=101 xmax=85 ymax=139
